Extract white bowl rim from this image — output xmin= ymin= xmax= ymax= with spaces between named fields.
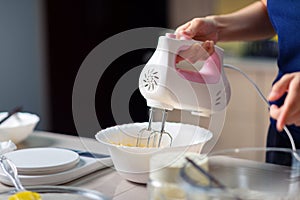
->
xmin=95 ymin=122 xmax=213 ymax=150
xmin=0 ymin=112 xmax=40 ymax=128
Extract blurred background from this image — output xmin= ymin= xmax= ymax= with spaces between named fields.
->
xmin=0 ymin=0 xmax=278 ymax=149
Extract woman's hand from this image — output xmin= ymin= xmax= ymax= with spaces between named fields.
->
xmin=175 ymin=17 xmax=219 ymax=42
xmin=175 ymin=17 xmax=217 ymax=64
xmin=176 ymin=40 xmax=215 ymax=64
xmin=268 ymin=72 xmax=300 ymax=131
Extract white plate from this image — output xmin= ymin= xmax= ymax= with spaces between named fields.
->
xmin=0 ymin=155 xmax=113 ymax=186
xmin=4 ymin=148 xmax=80 ymax=175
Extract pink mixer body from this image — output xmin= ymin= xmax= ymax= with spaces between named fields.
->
xmin=139 ymin=33 xmax=231 ymax=117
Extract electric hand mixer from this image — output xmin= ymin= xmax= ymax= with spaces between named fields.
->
xmin=137 ymin=33 xmax=231 ymax=147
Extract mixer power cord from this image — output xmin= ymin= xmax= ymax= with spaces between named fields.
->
xmin=223 ymin=64 xmax=299 ymax=160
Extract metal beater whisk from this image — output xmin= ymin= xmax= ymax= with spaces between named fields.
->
xmin=136 ymin=108 xmax=172 ymax=148
xmin=136 ymin=108 xmax=154 ymax=147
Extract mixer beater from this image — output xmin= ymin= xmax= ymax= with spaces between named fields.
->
xmin=136 ymin=108 xmax=153 ymax=147
xmin=136 ymin=108 xmax=172 ymax=148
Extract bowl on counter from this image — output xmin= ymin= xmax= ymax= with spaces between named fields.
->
xmin=0 ymin=112 xmax=40 ymax=144
xmin=95 ymin=122 xmax=212 ymax=184
xmin=179 ymin=147 xmax=300 ymax=200
xmin=0 ymin=185 xmax=109 ymax=200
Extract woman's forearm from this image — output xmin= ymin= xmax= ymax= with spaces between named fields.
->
xmin=210 ymin=1 xmax=275 ymax=42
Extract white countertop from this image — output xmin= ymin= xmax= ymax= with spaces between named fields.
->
xmin=0 ymin=131 xmax=148 ymax=200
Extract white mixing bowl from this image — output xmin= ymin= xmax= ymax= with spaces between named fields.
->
xmin=95 ymin=122 xmax=212 ymax=183
xmin=0 ymin=112 xmax=40 ymax=144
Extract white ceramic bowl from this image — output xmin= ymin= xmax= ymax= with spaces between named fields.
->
xmin=95 ymin=122 xmax=212 ymax=183
xmin=0 ymin=112 xmax=40 ymax=144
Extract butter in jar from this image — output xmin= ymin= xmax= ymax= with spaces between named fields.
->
xmin=148 ymin=152 xmax=209 ymax=200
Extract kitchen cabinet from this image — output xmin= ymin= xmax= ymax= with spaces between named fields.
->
xmin=212 ymin=57 xmax=277 ymax=151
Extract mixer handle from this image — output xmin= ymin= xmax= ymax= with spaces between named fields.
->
xmin=166 ymin=33 xmax=222 ymax=84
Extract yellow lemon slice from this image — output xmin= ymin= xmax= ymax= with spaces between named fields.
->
xmin=8 ymin=191 xmax=41 ymax=200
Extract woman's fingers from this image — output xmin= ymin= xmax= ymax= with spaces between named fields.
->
xmin=268 ymin=74 xmax=292 ymax=101
xmin=176 ymin=41 xmax=215 ymax=64
xmin=175 ymin=22 xmax=192 ymax=39
xmin=268 ymin=73 xmax=300 ymax=130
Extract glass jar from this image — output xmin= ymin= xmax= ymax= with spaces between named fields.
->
xmin=148 ymin=179 xmax=186 ymax=200
xmin=148 ymin=152 xmax=208 ymax=200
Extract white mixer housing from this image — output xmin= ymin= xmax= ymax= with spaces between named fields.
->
xmin=139 ymin=34 xmax=231 ymax=117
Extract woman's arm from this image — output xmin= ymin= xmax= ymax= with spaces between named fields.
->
xmin=176 ymin=0 xmax=275 ymax=42
xmin=213 ymin=0 xmax=275 ymax=42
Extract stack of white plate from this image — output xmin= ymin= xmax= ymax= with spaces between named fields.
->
xmin=0 ymin=147 xmax=112 ymax=186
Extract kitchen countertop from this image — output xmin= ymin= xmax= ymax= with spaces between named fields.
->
xmin=0 ymin=131 xmax=148 ymax=200
xmin=1 ymin=131 xmax=299 ymax=199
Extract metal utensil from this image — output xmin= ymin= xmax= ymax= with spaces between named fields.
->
xmin=0 ymin=154 xmax=42 ymax=199
xmin=0 ymin=155 xmax=25 ymax=191
xmin=146 ymin=109 xmax=172 ymax=148
xmin=136 ymin=107 xmax=154 ymax=147
xmin=136 ymin=108 xmax=172 ymax=148
xmin=183 ymin=157 xmax=242 ymax=200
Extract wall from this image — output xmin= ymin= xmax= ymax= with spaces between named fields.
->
xmin=167 ymin=0 xmax=257 ymax=29
xmin=214 ymin=0 xmax=256 ymax=14
xmin=45 ymin=0 xmax=168 ymax=135
xmin=0 ymin=0 xmax=48 ymax=129
xmin=212 ymin=57 xmax=277 ymax=151
xmin=167 ymin=0 xmax=214 ymax=29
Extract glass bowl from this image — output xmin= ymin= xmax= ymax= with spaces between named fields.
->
xmin=179 ymin=147 xmax=300 ymax=200
xmin=0 ymin=186 xmax=109 ymax=200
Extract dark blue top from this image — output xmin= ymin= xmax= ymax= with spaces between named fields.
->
xmin=266 ymin=0 xmax=300 ymax=152
xmin=267 ymin=0 xmax=300 ymax=125
xmin=268 ymin=0 xmax=300 ymax=78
